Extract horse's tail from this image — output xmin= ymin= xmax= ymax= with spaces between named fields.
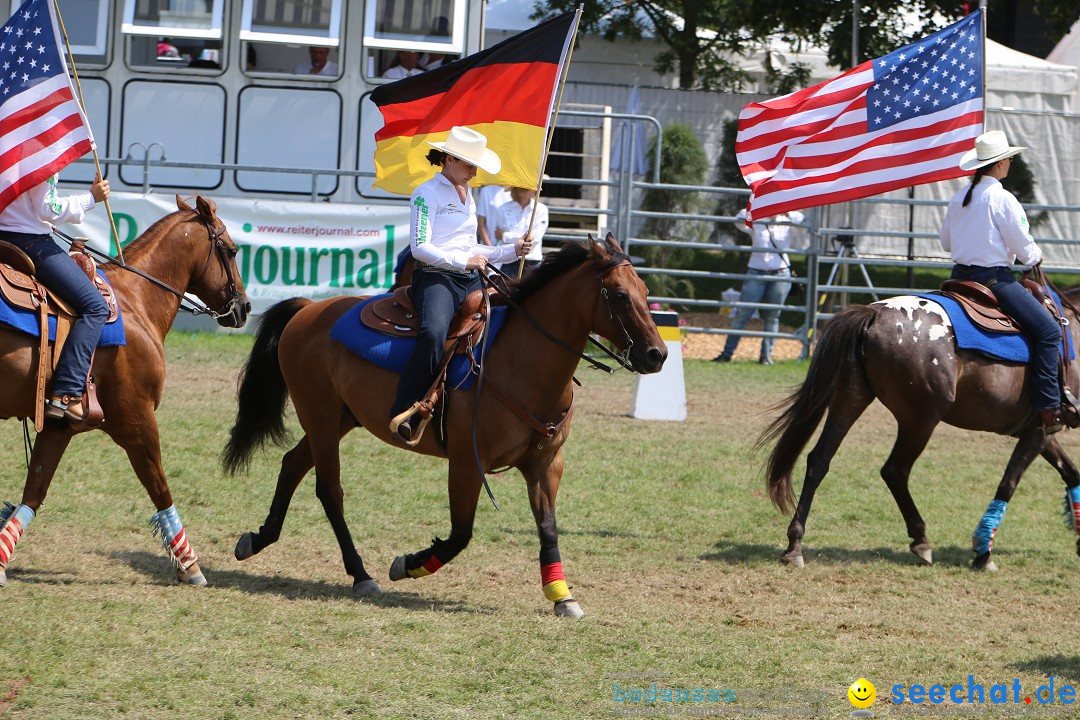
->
xmin=222 ymin=298 xmax=312 ymax=475
xmin=756 ymin=304 xmax=877 ymax=515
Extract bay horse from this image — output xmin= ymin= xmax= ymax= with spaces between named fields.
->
xmin=760 ymin=289 xmax=1080 ymax=571
xmin=0 ymin=196 xmax=249 ymax=588
xmin=221 ymin=234 xmax=666 ymax=617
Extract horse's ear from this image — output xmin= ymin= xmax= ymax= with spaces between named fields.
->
xmin=175 ymin=194 xmax=192 ymax=212
xmin=194 ymin=195 xmax=218 ymax=223
xmin=586 ymin=233 xmax=601 ymax=258
xmin=605 ymin=232 xmax=624 ymax=253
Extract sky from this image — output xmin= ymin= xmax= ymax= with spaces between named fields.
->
xmin=485 ymin=0 xmax=536 ymax=31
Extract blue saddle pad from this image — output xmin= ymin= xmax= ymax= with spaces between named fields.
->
xmin=329 ymin=294 xmax=508 ymax=390
xmin=0 ymin=270 xmax=126 ymax=347
xmin=915 ymin=291 xmax=1073 ymax=364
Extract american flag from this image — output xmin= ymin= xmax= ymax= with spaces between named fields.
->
xmin=0 ymin=0 xmax=94 ymax=214
xmin=737 ymin=10 xmax=984 ymax=222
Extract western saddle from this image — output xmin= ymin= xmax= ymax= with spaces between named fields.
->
xmin=0 ymin=239 xmax=118 ymax=431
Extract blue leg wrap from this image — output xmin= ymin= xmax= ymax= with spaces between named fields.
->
xmin=149 ymin=505 xmax=183 ymax=544
xmin=973 ymin=499 xmax=1007 ymax=555
xmin=11 ymin=504 xmax=34 ymax=531
xmin=1064 ymin=486 xmax=1080 ymax=534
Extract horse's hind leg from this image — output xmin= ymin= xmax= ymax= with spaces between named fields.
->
xmin=972 ymin=428 xmax=1047 ymax=572
xmin=311 ymin=418 xmax=380 ymax=595
xmin=389 ymin=460 xmax=482 ymax=584
xmin=1042 ymin=438 xmax=1080 ymax=556
xmin=0 ymin=427 xmax=73 ymax=587
xmin=784 ymin=390 xmax=873 ymax=567
xmin=879 ymin=419 xmax=939 ymax=565
xmin=235 ymin=435 xmax=315 ymax=560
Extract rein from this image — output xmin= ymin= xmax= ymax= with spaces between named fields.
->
xmin=53 ymin=220 xmax=243 ymax=321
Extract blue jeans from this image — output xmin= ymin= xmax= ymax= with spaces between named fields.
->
xmin=721 ymin=268 xmax=792 ymax=362
xmin=390 ymin=266 xmax=483 ymax=418
xmin=0 ymin=232 xmax=108 ymax=398
xmin=952 ymin=264 xmax=1061 ymax=411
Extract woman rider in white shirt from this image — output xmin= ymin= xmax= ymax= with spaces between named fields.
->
xmin=940 ymin=130 xmax=1076 ymax=433
xmin=0 ymin=174 xmax=110 ymax=422
xmin=389 ymin=127 xmax=532 ymax=443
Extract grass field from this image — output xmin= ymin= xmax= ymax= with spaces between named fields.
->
xmin=2 ymin=331 xmax=1080 ymax=719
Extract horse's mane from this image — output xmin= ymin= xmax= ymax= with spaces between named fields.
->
xmin=509 ymin=240 xmax=629 ymax=304
xmin=111 ymin=209 xmax=194 ymax=265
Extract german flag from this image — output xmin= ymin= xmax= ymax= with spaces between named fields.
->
xmin=371 ymin=11 xmax=579 ymax=195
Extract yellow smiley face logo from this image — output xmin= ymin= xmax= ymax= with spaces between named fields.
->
xmin=848 ymin=678 xmax=876 ymax=709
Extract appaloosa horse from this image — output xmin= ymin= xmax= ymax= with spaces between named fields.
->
xmin=222 ymin=235 xmax=665 ymax=617
xmin=0 ymin=196 xmax=249 ymax=587
xmin=760 ymin=289 xmax=1080 ymax=571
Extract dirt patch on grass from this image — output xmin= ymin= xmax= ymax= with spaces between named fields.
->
xmin=679 ymin=311 xmax=805 ymax=362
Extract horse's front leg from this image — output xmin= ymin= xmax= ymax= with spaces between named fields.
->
xmin=1039 ymin=437 xmax=1080 ymax=557
xmin=522 ymin=449 xmax=582 ymax=619
xmin=389 ymin=460 xmax=481 ymax=583
xmin=972 ymin=426 xmax=1047 ymax=572
xmin=0 ymin=425 xmax=73 ymax=587
xmin=109 ymin=411 xmax=205 ymax=586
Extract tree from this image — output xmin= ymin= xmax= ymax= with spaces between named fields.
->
xmin=530 ymin=0 xmax=1080 ymax=90
xmin=638 ymin=123 xmax=708 ymax=298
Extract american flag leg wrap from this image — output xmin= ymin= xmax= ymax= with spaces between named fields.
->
xmin=0 ymin=504 xmax=35 ymax=568
xmin=149 ymin=505 xmax=198 ymax=571
xmin=1065 ymin=486 xmax=1080 ymax=536
xmin=972 ymin=499 xmax=1007 ymax=556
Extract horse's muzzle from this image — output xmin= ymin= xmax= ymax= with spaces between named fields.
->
xmin=632 ymin=345 xmax=667 ymax=374
xmin=217 ymin=299 xmax=251 ymax=329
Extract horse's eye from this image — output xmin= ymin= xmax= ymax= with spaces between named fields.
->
xmin=227 ymin=248 xmax=238 ymax=258
xmin=614 ymin=291 xmax=630 ymax=303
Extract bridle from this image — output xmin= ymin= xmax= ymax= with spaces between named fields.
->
xmin=484 ymin=257 xmax=639 ymax=374
xmin=55 ymin=214 xmax=244 ymax=320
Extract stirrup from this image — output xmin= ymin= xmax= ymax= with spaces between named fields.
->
xmin=389 ymin=403 xmax=432 ymax=447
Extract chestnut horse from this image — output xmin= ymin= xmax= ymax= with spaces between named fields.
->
xmin=0 ymin=196 xmax=249 ymax=588
xmin=760 ymin=289 xmax=1080 ymax=571
xmin=222 ymin=235 xmax=666 ymax=617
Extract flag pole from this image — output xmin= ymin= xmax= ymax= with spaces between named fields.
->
xmin=516 ymin=6 xmax=582 ymax=280
xmin=979 ymin=0 xmax=987 ymax=132
xmin=51 ymin=0 xmax=124 ymax=265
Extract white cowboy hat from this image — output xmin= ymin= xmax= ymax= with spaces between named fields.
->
xmin=426 ymin=126 xmax=501 ymax=174
xmin=958 ymin=130 xmax=1027 ymax=171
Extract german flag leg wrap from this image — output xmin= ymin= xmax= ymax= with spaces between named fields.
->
xmin=149 ymin=505 xmax=199 ymax=572
xmin=1066 ymin=486 xmax=1080 ymax=535
xmin=0 ymin=503 xmax=34 ymax=568
xmin=404 ymin=536 xmax=460 ymax=578
xmin=541 ymin=561 xmax=572 ymax=604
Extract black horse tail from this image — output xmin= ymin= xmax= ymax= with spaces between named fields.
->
xmin=222 ymin=298 xmax=312 ymax=475
xmin=756 ymin=304 xmax=877 ymax=515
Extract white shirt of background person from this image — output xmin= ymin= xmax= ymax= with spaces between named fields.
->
xmin=735 ymin=208 xmax=804 ymax=272
xmin=475 ymin=185 xmax=511 ymax=245
xmin=495 ymin=189 xmax=547 ymax=263
xmin=382 ymin=51 xmax=425 ymax=79
xmin=296 ymin=46 xmax=338 ymax=76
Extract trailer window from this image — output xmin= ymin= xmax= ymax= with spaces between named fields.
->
xmin=240 ymin=0 xmax=342 ymax=47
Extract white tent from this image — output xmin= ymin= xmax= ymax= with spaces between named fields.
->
xmin=1047 ymin=19 xmax=1080 ymax=112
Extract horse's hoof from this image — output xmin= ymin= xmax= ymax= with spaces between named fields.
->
xmin=554 ymin=599 xmax=584 ymax=619
xmin=972 ymin=554 xmax=998 ymax=573
xmin=353 ymin=578 xmax=382 ymax=596
xmin=177 ymin=563 xmax=208 ymax=586
xmin=389 ymin=555 xmax=408 ymax=581
xmin=910 ymin=543 xmax=933 ymax=565
xmin=0 ymin=568 xmax=7 ymax=588
xmin=234 ymin=532 xmax=256 ymax=561
xmin=780 ymin=551 xmax=805 ymax=568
